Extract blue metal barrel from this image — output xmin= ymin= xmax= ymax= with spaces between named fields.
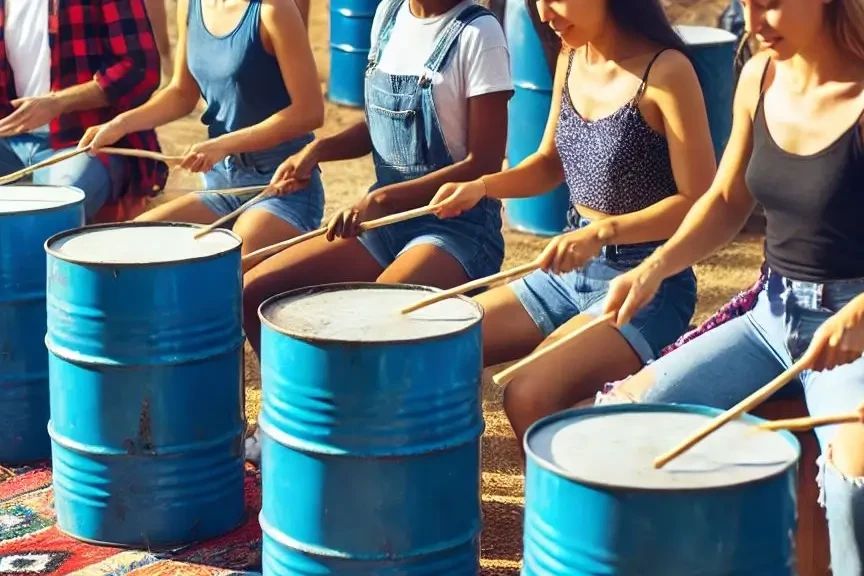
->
xmin=44 ymin=222 xmax=246 ymax=548
xmin=522 ymin=403 xmax=800 ymax=575
xmin=0 ymin=186 xmax=84 ymax=464
xmin=503 ymin=0 xmax=570 ymax=237
xmin=258 ymin=283 xmax=484 ymax=575
xmin=329 ymin=0 xmax=381 ymax=107
xmin=676 ymin=25 xmax=738 ymax=160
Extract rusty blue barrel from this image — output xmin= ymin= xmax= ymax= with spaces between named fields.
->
xmin=258 ymin=283 xmax=484 ymax=575
xmin=0 ymin=186 xmax=85 ymax=464
xmin=676 ymin=25 xmax=738 ymax=160
xmin=503 ymin=0 xmax=570 ymax=237
xmin=45 ymin=222 xmax=246 ymax=548
xmin=522 ymin=403 xmax=800 ymax=575
xmin=329 ymin=0 xmax=381 ymax=107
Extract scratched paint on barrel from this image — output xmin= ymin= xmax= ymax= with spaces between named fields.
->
xmin=45 ymin=222 xmax=246 ymax=548
xmin=0 ymin=186 xmax=84 ymax=464
xmin=523 ymin=403 xmax=800 ymax=576
xmin=258 ymin=283 xmax=484 ymax=575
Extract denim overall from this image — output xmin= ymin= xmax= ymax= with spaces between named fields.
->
xmin=357 ymin=0 xmax=505 ymax=279
xmin=185 ymin=0 xmax=324 ymax=232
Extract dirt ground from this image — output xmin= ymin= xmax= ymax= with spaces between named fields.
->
xmin=155 ymin=1 xmax=760 ymax=572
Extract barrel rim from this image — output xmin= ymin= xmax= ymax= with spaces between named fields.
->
xmin=523 ymin=402 xmax=802 ymax=492
xmin=0 ymin=184 xmax=86 ymax=216
xmin=258 ymin=281 xmax=484 ymax=344
xmin=44 ymin=221 xmax=243 ymax=267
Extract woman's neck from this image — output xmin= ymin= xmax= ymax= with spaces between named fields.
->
xmin=408 ymin=0 xmax=461 ymax=19
xmin=786 ymin=34 xmax=864 ymax=92
xmin=583 ymin=21 xmax=650 ymax=67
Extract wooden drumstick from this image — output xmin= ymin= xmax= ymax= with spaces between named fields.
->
xmin=99 ymin=147 xmax=185 ymax=165
xmin=240 ymin=203 xmax=442 ymax=268
xmin=757 ymin=401 xmax=864 ymax=432
xmin=400 ymin=259 xmax=544 ymax=315
xmin=493 ymin=312 xmax=616 ymax=386
xmin=194 ymin=189 xmax=273 ymax=239
xmin=653 ymin=353 xmax=814 ymax=469
xmin=0 ymin=146 xmax=92 ymax=185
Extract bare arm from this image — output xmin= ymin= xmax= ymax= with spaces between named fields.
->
xmin=588 ymin=50 xmax=717 ymax=245
xmin=311 ymin=121 xmax=375 ymax=163
xmin=646 ymin=53 xmax=768 ymax=278
xmin=212 ymin=0 xmax=324 ymax=154
xmin=479 ymin=50 xmax=568 ymax=199
xmin=372 ymin=90 xmax=511 ymax=212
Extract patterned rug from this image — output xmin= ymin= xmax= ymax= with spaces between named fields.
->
xmin=0 ymin=462 xmax=263 ymax=575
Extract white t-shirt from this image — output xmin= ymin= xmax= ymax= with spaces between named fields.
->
xmin=369 ymin=0 xmax=513 ymax=161
xmin=5 ymin=0 xmax=51 ymax=132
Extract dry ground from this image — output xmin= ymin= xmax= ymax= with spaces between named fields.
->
xmin=154 ymin=1 xmax=760 ymax=572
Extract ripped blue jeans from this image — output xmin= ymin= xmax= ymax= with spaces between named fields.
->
xmin=603 ymin=270 xmax=864 ymax=575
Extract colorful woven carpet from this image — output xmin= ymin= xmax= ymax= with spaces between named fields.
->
xmin=0 ymin=462 xmax=263 ymax=575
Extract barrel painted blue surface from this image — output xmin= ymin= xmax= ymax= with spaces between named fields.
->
xmin=0 ymin=186 xmax=85 ymax=464
xmin=503 ymin=0 xmax=570 ymax=237
xmin=329 ymin=0 xmax=380 ymax=107
xmin=522 ymin=403 xmax=800 ymax=576
xmin=676 ymin=25 xmax=738 ymax=160
xmin=258 ymin=283 xmax=484 ymax=575
xmin=45 ymin=222 xmax=246 ymax=548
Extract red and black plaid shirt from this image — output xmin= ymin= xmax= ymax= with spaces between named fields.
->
xmin=0 ymin=0 xmax=168 ymax=198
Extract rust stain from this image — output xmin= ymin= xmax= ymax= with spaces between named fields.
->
xmin=139 ymin=398 xmax=153 ymax=452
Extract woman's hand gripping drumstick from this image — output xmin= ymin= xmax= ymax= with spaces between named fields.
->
xmin=240 ymin=203 xmax=446 ymax=271
xmin=757 ymin=402 xmax=864 ymax=432
xmin=0 ymin=146 xmax=92 ymax=185
xmin=493 ymin=312 xmax=617 ymax=386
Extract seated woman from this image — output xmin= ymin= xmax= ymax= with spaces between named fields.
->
xmin=429 ymin=0 xmax=715 ymax=455
xmin=600 ymin=1 xmax=864 ymax=573
xmin=80 ymin=0 xmax=324 ymax=255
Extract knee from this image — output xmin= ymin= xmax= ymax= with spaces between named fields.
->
xmin=502 ymin=377 xmax=545 ymax=431
xmin=827 ymin=424 xmax=864 ymax=478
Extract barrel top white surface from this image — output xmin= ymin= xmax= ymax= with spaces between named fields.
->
xmin=675 ymin=25 xmax=737 ymax=46
xmin=528 ymin=410 xmax=798 ymax=490
xmin=49 ymin=224 xmax=241 ymax=264
xmin=0 ymin=185 xmax=85 ymax=214
xmin=261 ymin=285 xmax=482 ymax=342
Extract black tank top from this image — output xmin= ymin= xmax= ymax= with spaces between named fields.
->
xmin=745 ymin=60 xmax=864 ymax=281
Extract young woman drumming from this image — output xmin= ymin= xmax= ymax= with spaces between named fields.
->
xmin=80 ymin=0 xmax=324 ymax=255
xmin=600 ymin=1 xmax=864 ymax=572
xmin=429 ymin=0 xmax=716 ymax=455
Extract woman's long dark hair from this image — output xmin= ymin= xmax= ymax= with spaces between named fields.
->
xmin=526 ymin=0 xmax=688 ymax=75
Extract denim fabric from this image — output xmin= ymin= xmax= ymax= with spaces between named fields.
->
xmin=0 ymin=133 xmax=123 ymax=221
xmin=510 ymin=212 xmax=697 ymax=363
xmin=640 ymin=270 xmax=864 ymax=576
xmin=357 ymin=0 xmax=505 ymax=280
xmin=196 ymin=139 xmax=324 ymax=233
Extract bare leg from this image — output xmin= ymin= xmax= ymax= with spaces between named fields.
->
xmin=232 ymin=210 xmax=303 ymax=257
xmin=242 ymin=234 xmax=383 ymax=355
xmin=134 ymin=194 xmax=218 ymax=224
xmin=143 ymin=0 xmax=172 ymax=77
xmin=475 ymin=285 xmax=544 ymax=367
xmin=503 ymin=312 xmax=643 ymax=462
xmin=377 ymin=244 xmax=469 ymax=287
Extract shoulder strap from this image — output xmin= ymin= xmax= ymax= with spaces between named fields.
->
xmin=634 ymin=48 xmax=670 ymax=102
xmin=368 ymin=0 xmax=407 ymax=66
xmin=423 ymin=3 xmax=494 ymax=74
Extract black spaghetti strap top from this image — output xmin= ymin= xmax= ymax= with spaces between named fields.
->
xmin=745 ymin=60 xmax=864 ymax=281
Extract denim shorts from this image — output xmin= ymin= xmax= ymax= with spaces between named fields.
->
xmin=358 ymin=198 xmax=505 ymax=281
xmin=509 ymin=219 xmax=697 ymax=363
xmin=197 ymin=147 xmax=324 ymax=233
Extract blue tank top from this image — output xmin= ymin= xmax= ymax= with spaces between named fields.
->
xmin=185 ymin=0 xmax=302 ymax=141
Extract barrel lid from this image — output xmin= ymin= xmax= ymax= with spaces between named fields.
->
xmin=0 ymin=185 xmax=85 ymax=214
xmin=259 ymin=283 xmax=483 ymax=344
xmin=525 ymin=404 xmax=800 ymax=490
xmin=675 ymin=25 xmax=737 ymax=46
xmin=46 ymin=222 xmax=241 ymax=265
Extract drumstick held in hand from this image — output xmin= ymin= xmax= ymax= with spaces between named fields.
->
xmin=241 ymin=203 xmax=443 ymax=267
xmin=757 ymin=401 xmax=864 ymax=432
xmin=493 ymin=312 xmax=616 ymax=386
xmin=99 ymin=147 xmax=184 ymax=165
xmin=194 ymin=189 xmax=273 ymax=239
xmin=653 ymin=352 xmax=814 ymax=469
xmin=400 ymin=259 xmax=544 ymax=315
xmin=0 ymin=146 xmax=92 ymax=185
